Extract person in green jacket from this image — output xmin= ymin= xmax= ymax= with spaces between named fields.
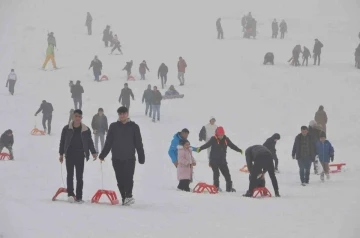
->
xmin=42 ymin=45 xmax=57 ymax=69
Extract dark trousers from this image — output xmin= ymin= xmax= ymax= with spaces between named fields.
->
xmin=210 ymin=161 xmax=232 ymax=190
xmin=122 ymin=102 xmax=130 ymax=112
xmin=66 ymin=155 xmax=85 ymax=199
xmin=272 ymin=32 xmax=278 ymax=38
xmin=297 ymin=158 xmax=312 ymax=183
xmin=160 ymin=74 xmax=167 ymax=88
xmin=94 ymin=72 xmax=100 ymax=81
xmin=87 ymin=24 xmax=92 ymax=35
xmin=280 ymin=32 xmax=285 ymax=39
xmin=111 ymin=44 xmax=122 ymax=54
xmin=42 ymin=114 xmax=52 ymax=134
xmin=140 ymin=73 xmax=145 ymax=80
xmin=8 ymin=80 xmax=16 ymax=95
xmin=217 ymin=30 xmax=223 ymax=39
xmin=145 ymin=102 xmax=152 ymax=116
xmin=248 ymin=155 xmax=279 ymax=193
xmin=302 ymin=57 xmax=309 ymax=66
xmin=178 ymin=179 xmax=191 ymax=191
xmin=273 ymin=156 xmax=279 ymax=170
xmin=112 ymin=159 xmax=136 ymax=200
xmin=314 ymin=53 xmax=321 ymax=65
xmin=73 ymin=97 xmax=82 ymax=110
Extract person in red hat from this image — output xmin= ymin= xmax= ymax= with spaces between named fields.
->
xmin=196 ymin=126 xmax=243 ymax=192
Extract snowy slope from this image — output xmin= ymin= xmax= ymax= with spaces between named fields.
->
xmin=1 ymin=0 xmax=360 ymax=237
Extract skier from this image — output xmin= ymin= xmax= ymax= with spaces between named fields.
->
xmin=271 ymin=19 xmax=278 ymax=38
xmin=35 ymin=100 xmax=54 ymax=135
xmin=123 ymin=60 xmax=133 ymax=79
xmin=110 ymin=34 xmax=123 ymax=54
xmin=158 ymin=63 xmax=168 ymax=89
xmin=292 ymin=126 xmax=316 ymax=186
xmin=279 ymin=20 xmax=287 ymax=39
xmin=142 ymin=84 xmax=153 ymax=117
xmin=165 ymin=85 xmax=180 ymax=96
xmin=151 ymin=86 xmax=162 ymax=122
xmin=313 ymin=39 xmax=324 ymax=66
xmin=47 ymin=32 xmax=56 ymax=47
xmin=263 ymin=52 xmax=274 ymax=65
xmin=314 ymin=105 xmax=328 ymax=133
xmin=309 ymin=120 xmax=324 ymax=175
xmin=119 ymin=83 xmax=134 ymax=111
xmin=59 ymin=109 xmax=97 ymax=203
xmin=177 ymin=57 xmax=187 ymax=86
xmin=42 ymin=44 xmax=57 ymax=70
xmin=99 ymin=106 xmax=145 ymax=206
xmin=263 ymin=133 xmax=280 ymax=173
xmin=71 ymin=80 xmax=84 ymax=110
xmin=316 ymin=132 xmax=334 ymax=181
xmin=177 ymin=139 xmax=196 ymax=192
xmin=243 ymin=145 xmax=280 ymax=197
xmin=302 ymin=46 xmax=311 ymax=66
xmin=196 ymin=126 xmax=243 ymax=192
xmin=216 ymin=18 xmax=223 ymax=39
xmin=6 ymin=69 xmax=17 ymax=95
xmin=102 ymin=25 xmax=111 ymax=47
xmin=168 ymin=128 xmax=197 ymax=167
xmin=198 ymin=117 xmax=218 ymax=160
xmin=91 ymin=108 xmax=108 ymax=153
xmin=85 ymin=12 xmax=92 ymax=35
xmin=0 ymin=129 xmax=14 ymax=160
xmin=139 ymin=60 xmax=150 ymax=80
xmin=88 ymin=56 xmax=103 ymax=82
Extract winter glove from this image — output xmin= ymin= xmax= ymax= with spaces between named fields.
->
xmin=331 ymin=156 xmax=334 ymax=162
xmin=138 ymin=155 xmax=145 ymax=164
xmin=196 ymin=147 xmax=201 ymax=153
xmin=239 ymin=149 xmax=243 ymax=155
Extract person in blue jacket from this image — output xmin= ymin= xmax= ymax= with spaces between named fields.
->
xmin=316 ymin=132 xmax=334 ymax=181
xmin=168 ymin=128 xmax=196 ymax=167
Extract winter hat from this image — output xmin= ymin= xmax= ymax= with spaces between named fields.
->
xmin=117 ymin=106 xmax=128 ymax=114
xmin=216 ymin=126 xmax=225 ymax=135
xmin=319 ymin=105 xmax=324 ymax=110
xmin=319 ymin=131 xmax=326 ymax=138
xmin=309 ymin=120 xmax=317 ymax=127
xmin=301 ymin=126 xmax=308 ymax=131
xmin=209 ymin=116 xmax=216 ymax=122
xmin=74 ymin=109 xmax=83 ymax=115
xmin=5 ymin=129 xmax=12 ymax=134
xmin=179 ymin=139 xmax=189 ymax=146
xmin=272 ymin=133 xmax=280 ymax=140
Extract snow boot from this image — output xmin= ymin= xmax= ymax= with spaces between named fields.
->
xmin=123 ymin=197 xmax=135 ymax=206
xmin=301 ymin=183 xmax=306 ymax=186
xmin=275 ymin=191 xmax=280 ymax=197
xmin=226 ymin=182 xmax=236 ymax=192
xmin=320 ymin=173 xmax=324 ymax=182
xmin=326 ymin=174 xmax=330 ymax=180
xmin=68 ymin=196 xmax=76 ymax=203
xmin=242 ymin=191 xmax=253 ymax=197
xmin=75 ymin=199 xmax=84 ymax=204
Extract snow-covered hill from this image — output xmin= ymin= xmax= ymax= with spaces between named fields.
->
xmin=1 ymin=0 xmax=360 ymax=237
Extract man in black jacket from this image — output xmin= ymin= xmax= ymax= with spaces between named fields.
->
xmin=71 ymin=80 xmax=84 ymax=110
xmin=59 ymin=109 xmax=97 ymax=203
xmin=243 ymin=145 xmax=280 ymax=197
xmin=89 ymin=56 xmax=102 ymax=82
xmin=216 ymin=18 xmax=223 ymax=39
xmin=142 ymin=84 xmax=153 ymax=117
xmin=91 ymin=108 xmax=108 ymax=153
xmin=99 ymin=106 xmax=145 ymax=206
xmin=35 ymin=100 xmax=54 ymax=135
xmin=263 ymin=133 xmax=280 ymax=173
xmin=119 ymin=83 xmax=134 ymax=112
xmin=292 ymin=126 xmax=316 ymax=186
xmin=0 ymin=129 xmax=14 ymax=160
xmin=197 ymin=126 xmax=243 ymax=192
xmin=158 ymin=63 xmax=168 ymax=89
xmin=313 ymin=39 xmax=323 ymax=66
xmin=151 ymin=86 xmax=162 ymax=122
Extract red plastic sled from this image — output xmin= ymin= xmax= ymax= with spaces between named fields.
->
xmin=192 ymin=182 xmax=218 ymax=194
xmin=0 ymin=153 xmax=10 ymax=160
xmin=329 ymin=163 xmax=346 ymax=173
xmin=239 ymin=165 xmax=249 ymax=173
xmin=127 ymin=75 xmax=135 ymax=81
xmin=31 ymin=128 xmax=46 ymax=136
xmin=91 ymin=189 xmax=119 ymax=205
xmin=253 ymin=187 xmax=272 ymax=198
xmin=100 ymin=75 xmax=108 ymax=81
xmin=52 ymin=187 xmax=68 ymax=201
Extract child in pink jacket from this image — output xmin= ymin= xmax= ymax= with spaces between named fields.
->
xmin=177 ymin=139 xmax=196 ymax=191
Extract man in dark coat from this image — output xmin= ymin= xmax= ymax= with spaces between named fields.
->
xmin=0 ymin=129 xmax=14 ymax=160
xmin=216 ymin=18 xmax=223 ymax=39
xmin=123 ymin=60 xmax=133 ymax=78
xmin=279 ymin=20 xmax=287 ymax=39
xmin=197 ymin=126 xmax=243 ymax=192
xmin=309 ymin=120 xmax=323 ymax=174
xmin=89 ymin=56 xmax=102 ymax=82
xmin=313 ymin=39 xmax=324 ymax=66
xmin=71 ymin=80 xmax=84 ymax=110
xmin=59 ymin=109 xmax=97 ymax=203
xmin=263 ymin=133 xmax=280 ymax=172
xmin=142 ymin=84 xmax=153 ymax=117
xmin=151 ymin=86 xmax=162 ymax=122
xmin=314 ymin=105 xmax=327 ymax=132
xmin=102 ymin=25 xmax=111 ymax=47
xmin=99 ymin=106 xmax=145 ymax=206
xmin=263 ymin=52 xmax=274 ymax=65
xmin=302 ymin=46 xmax=311 ymax=66
xmin=158 ymin=63 xmax=168 ymax=89
xmin=243 ymin=145 xmax=280 ymax=197
xmin=91 ymin=108 xmax=108 ymax=153
xmin=35 ymin=100 xmax=54 ymax=135
xmin=85 ymin=12 xmax=92 ymax=35
xmin=271 ymin=19 xmax=278 ymax=38
xmin=292 ymin=126 xmax=316 ymax=186
xmin=119 ymin=83 xmax=134 ymax=112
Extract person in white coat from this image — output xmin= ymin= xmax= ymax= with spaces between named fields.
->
xmin=6 ymin=69 xmax=17 ymax=95
xmin=199 ymin=117 xmax=218 ymax=159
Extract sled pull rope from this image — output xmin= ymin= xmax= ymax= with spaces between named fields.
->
xmin=101 ymin=162 xmax=104 ymax=190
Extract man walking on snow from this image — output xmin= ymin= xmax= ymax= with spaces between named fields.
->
xmin=71 ymin=80 xmax=84 ymax=110
xmin=85 ymin=12 xmax=92 ymax=35
xmin=142 ymin=84 xmax=153 ymax=117
xmin=35 ymin=100 xmax=54 ymax=135
xmin=91 ymin=108 xmax=108 ymax=153
xmin=89 ymin=56 xmax=102 ymax=82
xmin=168 ymin=128 xmax=197 ymax=167
xmin=177 ymin=57 xmax=187 ymax=86
xmin=6 ymin=69 xmax=17 ymax=95
xmin=119 ymin=83 xmax=134 ymax=112
xmin=99 ymin=106 xmax=145 ymax=206
xmin=216 ymin=18 xmax=223 ymax=39
xmin=313 ymin=39 xmax=323 ymax=66
xmin=59 ymin=109 xmax=97 ymax=203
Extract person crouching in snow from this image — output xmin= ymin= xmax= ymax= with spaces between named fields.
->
xmin=316 ymin=132 xmax=334 ymax=181
xmin=196 ymin=126 xmax=243 ymax=192
xmin=263 ymin=52 xmax=274 ymax=65
xmin=0 ymin=129 xmax=14 ymax=160
xmin=165 ymin=85 xmax=180 ymax=96
xmin=177 ymin=139 xmax=196 ymax=191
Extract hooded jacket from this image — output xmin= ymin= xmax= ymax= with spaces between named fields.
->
xmin=245 ymin=145 xmax=273 ymax=173
xmin=168 ymin=132 xmax=196 ymax=163
xmin=316 ymin=140 xmax=334 ymax=163
xmin=177 ymin=145 xmax=196 ymax=180
xmin=263 ymin=133 xmax=280 ymax=160
xmin=0 ymin=130 xmax=14 ymax=146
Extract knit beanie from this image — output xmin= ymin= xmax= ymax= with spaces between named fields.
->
xmin=216 ymin=126 xmax=225 ymax=135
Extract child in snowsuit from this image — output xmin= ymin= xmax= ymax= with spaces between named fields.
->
xmin=316 ymin=132 xmax=334 ymax=181
xmin=197 ymin=126 xmax=243 ymax=192
xmin=177 ymin=139 xmax=196 ymax=191
xmin=0 ymin=129 xmax=14 ymax=160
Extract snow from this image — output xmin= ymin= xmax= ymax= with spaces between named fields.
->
xmin=1 ymin=0 xmax=360 ymax=237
